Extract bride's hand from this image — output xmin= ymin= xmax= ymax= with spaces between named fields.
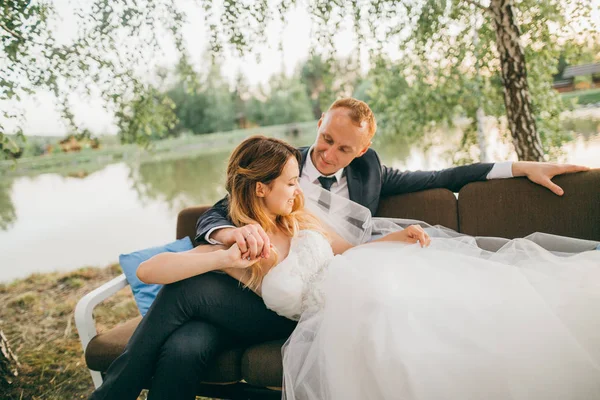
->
xmin=392 ymin=225 xmax=431 ymax=247
xmin=226 ymin=243 xmax=261 ymax=269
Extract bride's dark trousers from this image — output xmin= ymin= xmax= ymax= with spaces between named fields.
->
xmin=89 ymin=272 xmax=297 ymax=400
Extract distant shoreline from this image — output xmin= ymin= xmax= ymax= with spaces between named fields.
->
xmin=1 ymin=121 xmax=317 ymax=178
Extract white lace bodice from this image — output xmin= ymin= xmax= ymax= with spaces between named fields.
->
xmin=261 ymin=230 xmax=335 ymax=320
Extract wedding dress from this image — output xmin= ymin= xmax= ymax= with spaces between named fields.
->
xmin=261 ymin=186 xmax=600 ymax=400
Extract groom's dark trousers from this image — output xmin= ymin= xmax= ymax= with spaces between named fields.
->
xmin=89 ymin=272 xmax=297 ymax=400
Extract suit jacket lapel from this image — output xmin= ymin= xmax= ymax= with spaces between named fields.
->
xmin=299 ymin=147 xmax=309 ymax=176
xmin=345 ymin=164 xmax=363 ymax=206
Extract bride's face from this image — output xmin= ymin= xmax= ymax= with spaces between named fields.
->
xmin=258 ymin=156 xmax=302 ymax=217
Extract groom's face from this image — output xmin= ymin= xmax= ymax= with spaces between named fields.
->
xmin=312 ymin=108 xmax=372 ymax=176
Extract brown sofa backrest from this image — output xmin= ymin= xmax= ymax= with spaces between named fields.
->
xmin=458 ymin=169 xmax=600 ymax=241
xmin=177 ymin=206 xmax=210 ymax=244
xmin=176 ymin=169 xmax=600 ymax=244
xmin=177 ymin=190 xmax=459 ymax=245
xmin=375 ymin=188 xmax=458 ymax=230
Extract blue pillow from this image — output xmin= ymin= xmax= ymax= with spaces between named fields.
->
xmin=119 ymin=237 xmax=194 ymax=316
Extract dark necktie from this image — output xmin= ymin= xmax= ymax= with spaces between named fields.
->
xmin=318 ymin=176 xmax=337 ymax=191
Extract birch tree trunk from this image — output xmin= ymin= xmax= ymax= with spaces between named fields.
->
xmin=489 ymin=0 xmax=545 ymax=161
xmin=0 ymin=329 xmax=19 ymax=387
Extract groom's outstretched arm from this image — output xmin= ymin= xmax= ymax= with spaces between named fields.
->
xmin=380 ymin=162 xmax=495 ymax=196
xmin=195 ymin=196 xmax=232 ymax=245
xmin=380 ymin=157 xmax=590 ymax=196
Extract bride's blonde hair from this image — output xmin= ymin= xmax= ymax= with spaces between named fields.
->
xmin=226 ymin=135 xmax=326 ymax=290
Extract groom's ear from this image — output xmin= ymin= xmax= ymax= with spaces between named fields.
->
xmin=357 ymin=141 xmax=372 ymax=157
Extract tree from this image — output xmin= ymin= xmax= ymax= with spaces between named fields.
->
xmin=299 ymin=54 xmax=362 ymax=120
xmin=363 ymin=0 xmax=594 ymax=161
xmin=300 ymin=55 xmax=333 ymax=119
xmin=262 ymin=74 xmax=314 ymax=126
xmin=487 ymin=0 xmax=543 ymax=160
xmin=2 ymin=0 xmax=189 ymax=155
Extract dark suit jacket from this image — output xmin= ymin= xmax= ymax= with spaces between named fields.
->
xmin=195 ymin=146 xmax=493 ymax=244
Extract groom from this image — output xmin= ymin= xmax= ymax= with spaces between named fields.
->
xmin=196 ymin=97 xmax=588 ymax=259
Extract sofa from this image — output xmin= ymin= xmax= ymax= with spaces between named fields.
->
xmin=75 ymin=169 xmax=600 ymax=399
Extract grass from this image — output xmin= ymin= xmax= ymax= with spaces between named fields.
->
xmin=561 ymin=87 xmax=600 ymax=106
xmin=0 ymin=264 xmax=215 ymax=399
xmin=0 ymin=264 xmax=137 ymax=399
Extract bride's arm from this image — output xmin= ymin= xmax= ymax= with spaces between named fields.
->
xmin=325 ymin=224 xmax=431 ymax=255
xmin=372 ymin=225 xmax=431 ymax=247
xmin=137 ymin=243 xmax=257 ymax=284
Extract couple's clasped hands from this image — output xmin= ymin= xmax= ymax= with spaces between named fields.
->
xmin=217 ymin=224 xmax=272 ymax=269
xmin=219 ymin=223 xmax=431 ymax=270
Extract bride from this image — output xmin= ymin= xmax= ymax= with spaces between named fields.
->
xmin=136 ymin=135 xmax=600 ymax=400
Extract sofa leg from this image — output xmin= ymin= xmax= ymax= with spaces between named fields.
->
xmin=89 ymin=369 xmax=103 ymax=389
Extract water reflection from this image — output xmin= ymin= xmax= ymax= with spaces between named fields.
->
xmin=0 ymin=179 xmax=16 ymax=230
xmin=131 ymin=151 xmax=230 ymax=210
xmin=0 ymin=164 xmax=181 ymax=283
xmin=128 ymin=134 xmax=417 ymax=211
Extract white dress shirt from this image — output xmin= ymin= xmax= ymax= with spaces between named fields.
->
xmin=205 ymin=147 xmax=513 ymax=243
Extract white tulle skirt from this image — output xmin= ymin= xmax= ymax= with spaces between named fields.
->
xmin=281 ymin=234 xmax=600 ymax=400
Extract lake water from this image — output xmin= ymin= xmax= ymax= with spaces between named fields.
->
xmin=1 ymin=115 xmax=599 ymax=283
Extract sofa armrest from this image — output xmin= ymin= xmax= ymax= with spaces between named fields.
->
xmin=75 ymin=274 xmax=129 ymax=388
xmin=75 ymin=274 xmax=129 ymax=353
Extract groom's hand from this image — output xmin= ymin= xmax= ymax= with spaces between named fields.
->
xmin=512 ymin=162 xmax=589 ymax=196
xmin=212 ymin=224 xmax=271 ymax=260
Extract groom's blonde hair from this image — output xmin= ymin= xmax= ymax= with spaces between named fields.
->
xmin=329 ymin=98 xmax=377 ymax=139
xmin=226 ymin=135 xmax=326 ymax=290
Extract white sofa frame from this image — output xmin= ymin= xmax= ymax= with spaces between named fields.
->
xmin=74 ymin=273 xmax=129 ymax=389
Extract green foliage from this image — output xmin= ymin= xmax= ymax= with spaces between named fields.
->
xmin=298 ymin=54 xmax=360 ymax=119
xmin=361 ymin=0 xmax=596 ymax=160
xmin=166 ymin=68 xmax=236 ymax=136
xmin=261 ymin=74 xmax=315 ymax=125
xmin=116 ymin=87 xmax=178 ymax=145
xmin=300 ymin=55 xmax=332 ymax=119
xmin=2 ymin=0 xmax=597 ymax=160
xmin=164 ymin=66 xmax=314 ymax=135
xmin=2 ymin=0 xmax=187 ymax=154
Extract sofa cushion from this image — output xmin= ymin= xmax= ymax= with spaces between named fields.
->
xmin=376 ymin=188 xmax=458 ymax=231
xmin=177 ymin=206 xmax=211 ymax=244
xmin=85 ymin=317 xmax=143 ymax=371
xmin=241 ymin=339 xmax=287 ymax=388
xmin=85 ymin=317 xmax=244 ymax=383
xmin=458 ymin=170 xmax=600 ymax=240
xmin=119 ymin=237 xmax=194 ymax=316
